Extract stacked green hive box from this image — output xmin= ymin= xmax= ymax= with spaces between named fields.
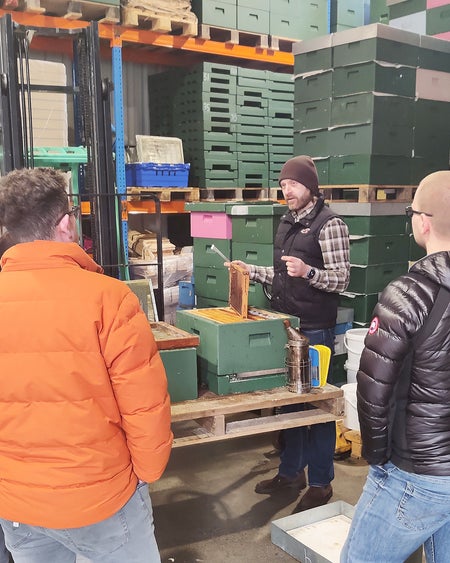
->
xmin=330 ymin=0 xmax=365 ymax=32
xmin=192 ymin=0 xmax=329 ymax=40
xmin=333 ymin=202 xmax=410 ymax=326
xmin=149 ymin=62 xmax=294 ymax=189
xmin=176 ymin=308 xmax=299 ymax=395
xmin=186 ymin=201 xmax=286 ymax=309
xmin=293 ymin=23 xmax=450 ymax=186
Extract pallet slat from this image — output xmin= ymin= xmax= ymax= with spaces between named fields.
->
xmin=127 ymin=187 xmax=200 ymax=203
xmin=122 ymin=5 xmax=197 ymax=35
xmin=199 ymin=187 xmax=270 ymax=201
xmin=171 ymin=385 xmax=345 ymax=447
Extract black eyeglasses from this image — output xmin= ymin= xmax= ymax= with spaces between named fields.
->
xmin=405 ymin=205 xmax=433 ymax=219
xmin=55 ymin=205 xmax=80 ymax=226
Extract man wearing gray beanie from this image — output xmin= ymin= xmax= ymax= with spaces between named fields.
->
xmin=229 ymin=155 xmax=350 ymax=512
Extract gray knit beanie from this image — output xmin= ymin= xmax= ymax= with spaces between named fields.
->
xmin=278 ymin=155 xmax=320 ymax=197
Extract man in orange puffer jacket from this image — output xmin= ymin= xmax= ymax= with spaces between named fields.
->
xmin=0 ymin=167 xmax=173 ymax=562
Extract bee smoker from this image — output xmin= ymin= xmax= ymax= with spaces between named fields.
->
xmin=284 ymin=319 xmax=311 ymax=393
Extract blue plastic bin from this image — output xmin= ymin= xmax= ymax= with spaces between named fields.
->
xmin=126 ymin=162 xmax=190 ymax=187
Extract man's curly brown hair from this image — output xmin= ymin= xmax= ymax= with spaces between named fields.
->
xmin=0 ymin=167 xmax=70 ymax=242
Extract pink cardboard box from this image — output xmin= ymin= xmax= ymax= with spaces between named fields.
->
xmin=190 ymin=212 xmax=232 ymax=239
xmin=427 ymin=0 xmax=450 ymax=9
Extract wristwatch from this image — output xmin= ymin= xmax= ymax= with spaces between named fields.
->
xmin=306 ymin=268 xmax=316 ymax=280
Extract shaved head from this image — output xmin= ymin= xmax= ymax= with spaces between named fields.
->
xmin=413 ymin=171 xmax=450 ymax=238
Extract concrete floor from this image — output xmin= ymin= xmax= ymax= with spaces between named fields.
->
xmin=150 ymin=432 xmax=369 ymax=562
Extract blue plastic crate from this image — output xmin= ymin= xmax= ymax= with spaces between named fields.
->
xmin=126 ymin=162 xmax=190 ymax=187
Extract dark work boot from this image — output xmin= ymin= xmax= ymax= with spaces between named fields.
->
xmin=292 ymin=484 xmax=333 ymax=512
xmin=255 ymin=469 xmax=307 ymax=494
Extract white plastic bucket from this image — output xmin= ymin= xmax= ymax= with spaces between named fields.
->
xmin=342 ymin=383 xmax=359 ymax=431
xmin=344 ymin=328 xmax=368 ymax=368
xmin=344 ymin=360 xmax=358 ymax=384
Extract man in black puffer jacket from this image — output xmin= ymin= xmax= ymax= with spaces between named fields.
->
xmin=341 ymin=170 xmax=450 ymax=563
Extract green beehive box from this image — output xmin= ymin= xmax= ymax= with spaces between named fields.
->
xmin=333 ymin=61 xmax=416 ymax=98
xmin=176 ymin=308 xmax=299 ymax=376
xmin=237 ymin=6 xmax=270 ymax=33
xmin=314 ymin=156 xmax=330 ymax=185
xmin=294 ymin=99 xmax=331 ymax=130
xmin=330 ymin=0 xmax=365 ymax=28
xmin=191 ymin=0 xmax=237 ymax=27
xmin=370 ymin=0 xmax=389 ymax=24
xmin=409 ymin=234 xmax=426 ymax=262
xmin=414 ymin=99 xmax=450 ymax=133
xmin=227 ymin=203 xmax=287 ymax=243
xmin=328 ymin=123 xmax=412 ymax=157
xmin=350 ymin=234 xmax=410 ymax=265
xmin=343 ymin=215 xmax=407 ymax=236
xmin=193 ymin=265 xmax=229 ymax=301
xmin=339 ymin=292 xmax=379 ymax=324
xmin=293 ymin=127 xmax=329 ymax=158
xmin=331 ymin=353 xmax=348 ymax=386
xmin=329 ymin=154 xmax=413 ymax=185
xmin=159 ymin=348 xmax=198 ymax=403
xmin=331 ymin=93 xmax=414 ymax=127
xmin=347 ymin=262 xmax=408 ymax=293
xmin=293 ymin=35 xmax=333 ymax=73
xmin=196 ymin=296 xmax=229 ymax=308
xmin=332 ymin=29 xmax=419 ymax=67
xmin=388 ymin=0 xmax=426 ymax=20
xmin=418 ymin=34 xmax=450 ymax=72
xmin=193 ymin=238 xmax=232 ymax=268
xmin=248 ymin=281 xmax=271 ymax=309
xmin=411 ymin=155 xmax=450 ymax=185
xmin=294 ymin=69 xmax=333 ymax=103
xmin=200 ymin=369 xmax=287 ymax=395
xmin=232 ymin=242 xmax=274 ymax=266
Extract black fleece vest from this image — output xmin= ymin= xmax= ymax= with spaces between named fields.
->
xmin=271 ymin=199 xmax=339 ymax=330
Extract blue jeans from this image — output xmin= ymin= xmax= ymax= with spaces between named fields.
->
xmin=0 ymin=483 xmax=160 ymax=563
xmin=279 ymin=328 xmax=336 ymax=486
xmin=0 ymin=528 xmax=9 ymax=563
xmin=341 ymin=461 xmax=450 ymax=562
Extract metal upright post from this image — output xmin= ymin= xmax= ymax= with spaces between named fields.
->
xmin=111 ymin=36 xmax=129 ymax=281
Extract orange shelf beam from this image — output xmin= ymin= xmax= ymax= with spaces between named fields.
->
xmin=81 ymin=200 xmax=188 ymax=215
xmin=0 ymin=9 xmax=293 ymax=67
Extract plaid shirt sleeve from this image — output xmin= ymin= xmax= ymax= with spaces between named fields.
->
xmin=248 ymin=264 xmax=274 ymax=285
xmin=311 ymin=217 xmax=350 ymax=293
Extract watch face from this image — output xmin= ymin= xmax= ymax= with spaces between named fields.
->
xmin=307 ymin=268 xmax=315 ymax=279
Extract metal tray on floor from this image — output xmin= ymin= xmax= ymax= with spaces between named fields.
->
xmin=271 ymin=501 xmax=355 ymax=563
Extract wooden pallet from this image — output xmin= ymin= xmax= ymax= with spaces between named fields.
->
xmin=127 ymin=187 xmax=200 ymax=203
xmin=198 ymin=23 xmax=269 ymax=49
xmin=122 ymin=6 xmax=197 ymax=35
xmin=269 ymin=35 xmax=301 ymax=53
xmin=20 ymin=0 xmax=120 ymax=22
xmin=171 ymin=384 xmax=344 ymax=447
xmin=343 ymin=430 xmax=363 ymax=460
xmin=321 ymin=185 xmax=416 ymax=203
xmin=200 ymin=187 xmax=271 ymax=201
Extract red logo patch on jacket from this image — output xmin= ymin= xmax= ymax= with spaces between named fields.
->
xmin=368 ymin=317 xmax=379 ymax=335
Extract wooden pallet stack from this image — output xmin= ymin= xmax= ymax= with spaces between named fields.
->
xmin=121 ymin=0 xmax=198 ymax=35
xmin=13 ymin=0 xmax=120 ymax=23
